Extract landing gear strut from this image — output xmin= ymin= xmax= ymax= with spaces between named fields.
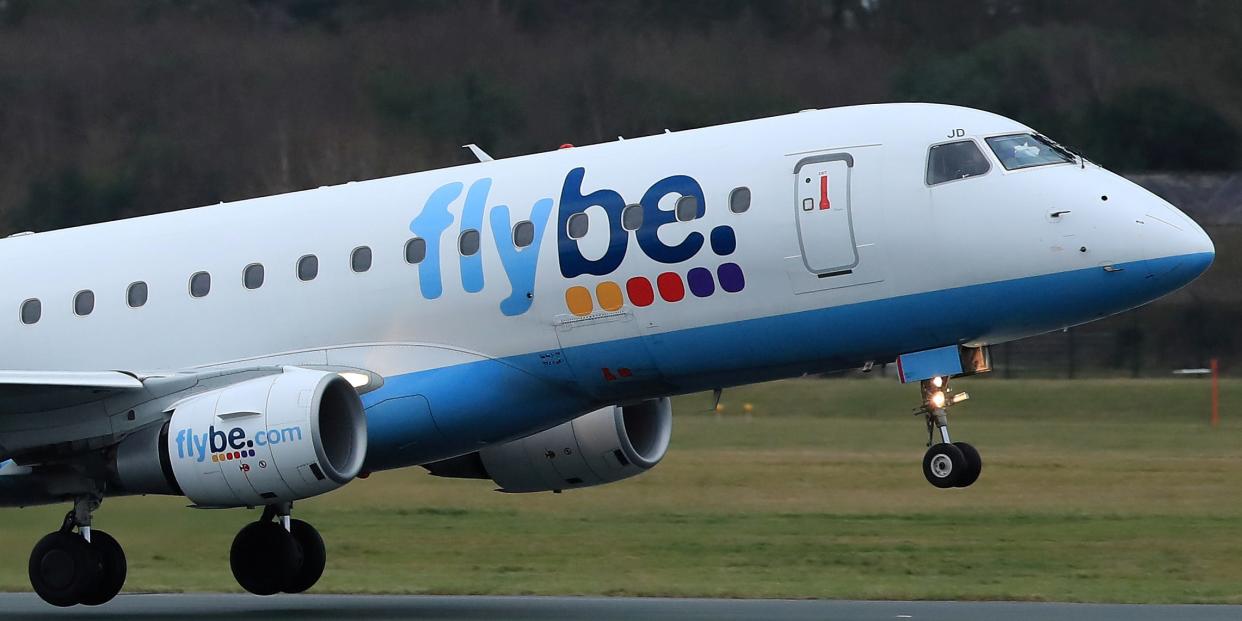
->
xmin=230 ymin=502 xmax=326 ymax=596
xmin=916 ymin=377 xmax=982 ymax=488
xmin=28 ymin=496 xmax=127 ymax=607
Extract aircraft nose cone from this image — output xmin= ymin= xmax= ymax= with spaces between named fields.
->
xmin=1148 ymin=211 xmax=1214 ymax=290
xmin=1174 ymin=212 xmax=1214 ymax=273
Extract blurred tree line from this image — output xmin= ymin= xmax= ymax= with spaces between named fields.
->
xmin=0 ymin=0 xmax=1239 ymax=233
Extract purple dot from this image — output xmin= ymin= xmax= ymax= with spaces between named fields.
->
xmin=717 ymin=263 xmax=745 ymax=293
xmin=687 ymin=267 xmax=715 ymax=297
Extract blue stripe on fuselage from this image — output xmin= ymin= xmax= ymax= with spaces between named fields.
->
xmin=361 ymin=252 xmax=1211 ymax=471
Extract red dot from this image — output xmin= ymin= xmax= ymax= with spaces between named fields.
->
xmin=657 ymin=272 xmax=685 ymax=302
xmin=626 ymin=277 xmax=654 ymax=307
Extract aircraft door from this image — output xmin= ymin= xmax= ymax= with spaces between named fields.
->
xmin=794 ymin=153 xmax=858 ymax=275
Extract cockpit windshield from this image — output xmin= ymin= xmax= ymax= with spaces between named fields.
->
xmin=985 ymin=134 xmax=1076 ymax=171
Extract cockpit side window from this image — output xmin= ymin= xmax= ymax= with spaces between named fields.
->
xmin=926 ymin=140 xmax=991 ymax=186
xmin=985 ymin=133 xmax=1074 ymax=171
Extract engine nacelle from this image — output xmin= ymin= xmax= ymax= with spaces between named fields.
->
xmin=426 ymin=397 xmax=672 ymax=493
xmin=112 ymin=368 xmax=366 ymax=508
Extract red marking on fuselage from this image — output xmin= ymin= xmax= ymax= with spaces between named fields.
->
xmin=626 ymin=277 xmax=655 ymax=307
xmin=657 ymin=272 xmax=685 ymax=302
xmin=819 ymin=175 xmax=830 ymax=210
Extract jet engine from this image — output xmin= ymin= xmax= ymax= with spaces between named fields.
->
xmin=111 ymin=367 xmax=366 ymax=508
xmin=425 ymin=397 xmax=672 ymax=493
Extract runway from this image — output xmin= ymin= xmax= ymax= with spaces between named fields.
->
xmin=1 ymin=594 xmax=1240 ymax=620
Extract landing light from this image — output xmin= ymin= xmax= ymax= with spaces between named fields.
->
xmin=338 ymin=372 xmax=371 ymax=389
xmin=931 ymin=376 xmax=944 ymax=388
xmin=931 ymin=391 xmax=947 ymax=408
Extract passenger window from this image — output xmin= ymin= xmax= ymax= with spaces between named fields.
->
xmin=20 ymin=299 xmax=41 ymax=325
xmin=513 ymin=221 xmax=535 ymax=248
xmin=622 ymin=204 xmax=643 ymax=231
xmin=405 ymin=238 xmax=426 ymax=264
xmin=567 ymin=213 xmax=589 ymax=239
xmin=351 ymin=246 xmax=372 ymax=273
xmin=127 ymin=282 xmax=148 ymax=308
xmin=190 ymin=272 xmax=211 ymax=298
xmin=675 ymin=196 xmax=699 ymax=222
xmin=986 ymin=133 xmax=1075 ymax=171
xmin=73 ymin=290 xmax=95 ymax=316
xmin=459 ymin=230 xmax=481 ymax=256
xmin=297 ymin=255 xmax=319 ymax=282
xmin=244 ymin=264 xmax=265 ymax=290
xmin=729 ymin=187 xmax=751 ymax=213
xmin=926 ymin=140 xmax=991 ymax=185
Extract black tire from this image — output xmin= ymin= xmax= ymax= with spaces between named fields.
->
xmin=230 ymin=521 xmax=301 ymax=596
xmin=953 ymin=442 xmax=983 ymax=488
xmin=28 ymin=531 xmax=101 ymax=608
xmin=282 ymin=519 xmax=326 ymax=594
xmin=79 ymin=530 xmax=127 ymax=606
xmin=922 ymin=443 xmax=967 ymax=489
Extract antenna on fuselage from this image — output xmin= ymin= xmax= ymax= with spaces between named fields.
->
xmin=462 ymin=144 xmax=494 ymax=162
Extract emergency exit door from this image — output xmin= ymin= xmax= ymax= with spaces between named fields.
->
xmin=794 ymin=153 xmax=857 ymax=275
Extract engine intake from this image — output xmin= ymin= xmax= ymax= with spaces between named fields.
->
xmin=426 ymin=397 xmax=672 ymax=493
xmin=112 ymin=367 xmax=366 ymax=508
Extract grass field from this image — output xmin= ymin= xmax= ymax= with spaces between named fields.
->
xmin=2 ymin=378 xmax=1241 ymax=603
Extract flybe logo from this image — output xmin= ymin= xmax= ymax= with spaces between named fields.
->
xmin=175 ymin=425 xmax=304 ymax=463
xmin=408 ymin=167 xmax=743 ymax=317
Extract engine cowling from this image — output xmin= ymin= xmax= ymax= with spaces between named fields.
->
xmin=111 ymin=367 xmax=366 ymax=508
xmin=426 ymin=397 xmax=672 ymax=493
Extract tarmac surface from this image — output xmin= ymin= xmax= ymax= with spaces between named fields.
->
xmin=1 ymin=594 xmax=1240 ymax=620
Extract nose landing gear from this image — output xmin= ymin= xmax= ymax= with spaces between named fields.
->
xmin=230 ymin=502 xmax=327 ymax=596
xmin=28 ymin=496 xmax=127 ymax=607
xmin=916 ymin=377 xmax=982 ymax=488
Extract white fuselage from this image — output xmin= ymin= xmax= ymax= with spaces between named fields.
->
xmin=0 ymin=104 xmax=1214 ymax=470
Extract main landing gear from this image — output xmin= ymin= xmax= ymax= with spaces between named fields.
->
xmin=28 ymin=496 xmax=127 ymax=607
xmin=230 ymin=502 xmax=326 ymax=596
xmin=916 ymin=377 xmax=982 ymax=488
xmin=27 ymin=497 xmax=326 ymax=606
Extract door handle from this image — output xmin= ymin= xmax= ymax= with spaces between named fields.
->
xmin=1049 ymin=210 xmax=1072 ymax=219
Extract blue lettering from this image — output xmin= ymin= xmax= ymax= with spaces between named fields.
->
xmin=638 ymin=175 xmax=705 ymax=264
xmin=491 ymin=197 xmax=554 ymax=316
xmin=459 ymin=178 xmax=490 ymax=293
xmin=557 ymin=167 xmax=628 ymax=278
xmin=192 ymin=431 xmax=209 ymax=463
xmin=410 ymin=182 xmax=462 ymax=300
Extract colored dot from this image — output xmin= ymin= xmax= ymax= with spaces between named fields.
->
xmin=687 ymin=267 xmax=715 ymax=297
xmin=225 ymin=453 xmax=232 ymax=461
xmin=596 ymin=281 xmax=624 ymax=312
xmin=710 ymin=226 xmax=736 ymax=256
xmin=211 ymin=454 xmax=219 ymax=463
xmin=250 ymin=449 xmax=256 ymax=457
xmin=717 ymin=263 xmax=745 ymax=293
xmin=626 ymin=277 xmax=654 ymax=307
xmin=657 ymin=272 xmax=685 ymax=302
xmin=565 ymin=286 xmax=593 ymax=316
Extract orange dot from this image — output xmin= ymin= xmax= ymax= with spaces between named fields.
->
xmin=596 ymin=281 xmax=623 ymax=312
xmin=565 ymin=286 xmax=593 ymax=316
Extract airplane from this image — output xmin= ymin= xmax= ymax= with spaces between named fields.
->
xmin=0 ymin=103 xmax=1213 ymax=607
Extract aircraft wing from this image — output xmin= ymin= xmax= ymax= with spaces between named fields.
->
xmin=0 ymin=371 xmax=146 ymax=416
xmin=0 ymin=367 xmax=287 ymax=462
